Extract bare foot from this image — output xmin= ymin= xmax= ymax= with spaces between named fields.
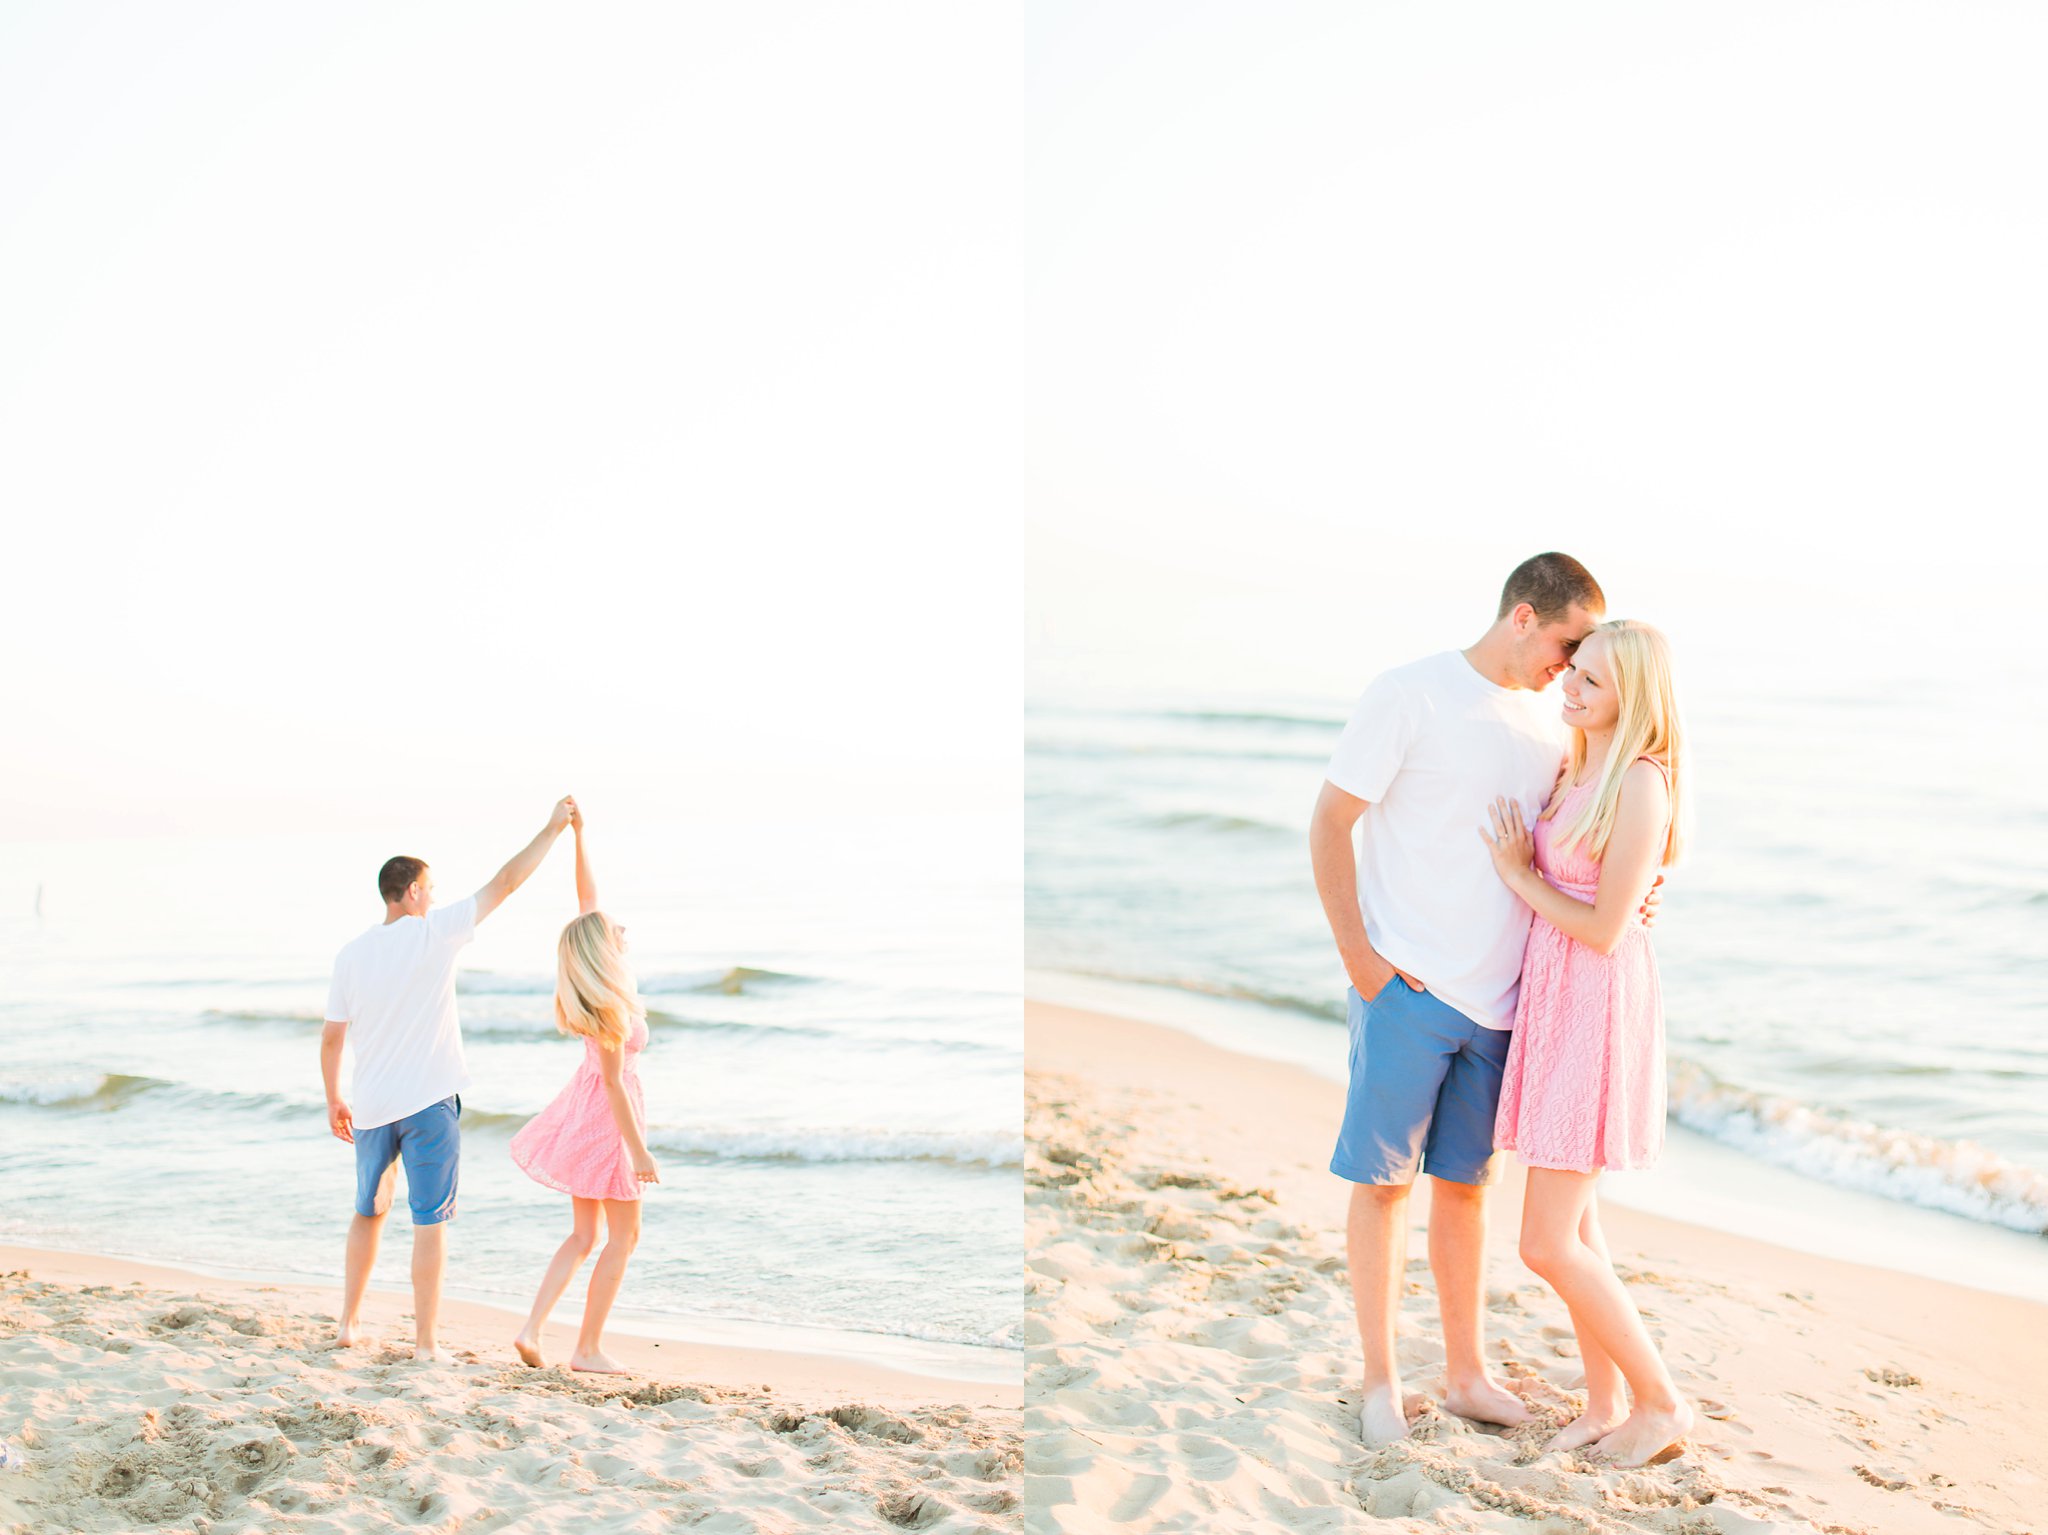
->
xmin=1442 ymin=1375 xmax=1533 ymax=1429
xmin=1547 ymin=1404 xmax=1627 ymax=1453
xmin=1590 ymin=1400 xmax=1694 ymax=1466
xmin=512 ymin=1332 xmax=545 ymax=1368
xmin=412 ymin=1344 xmax=455 ymax=1365
xmin=1357 ymin=1383 xmax=1411 ymax=1446
xmin=569 ymin=1349 xmax=629 ymax=1375
xmin=336 ymin=1320 xmax=366 ymax=1348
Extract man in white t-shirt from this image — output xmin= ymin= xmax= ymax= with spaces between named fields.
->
xmin=320 ymin=797 xmax=575 ymax=1361
xmin=1311 ymin=553 xmax=1623 ymax=1446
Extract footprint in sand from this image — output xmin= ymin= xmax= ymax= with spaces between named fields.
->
xmin=1138 ymin=1171 xmax=1217 ymax=1191
xmin=1188 ymin=1315 xmax=1290 ymax=1359
xmin=825 ymin=1405 xmax=926 ymax=1444
xmin=1694 ymin=1398 xmax=1749 ymax=1435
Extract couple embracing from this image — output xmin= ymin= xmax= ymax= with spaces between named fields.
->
xmin=1311 ymin=552 xmax=1693 ymax=1467
xmin=319 ymin=797 xmax=659 ymax=1372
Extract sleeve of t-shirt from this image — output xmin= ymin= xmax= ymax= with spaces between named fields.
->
xmin=325 ymin=952 xmax=351 ymax=1023
xmin=427 ymin=895 xmax=478 ymax=948
xmin=1326 ymin=670 xmax=1417 ymax=803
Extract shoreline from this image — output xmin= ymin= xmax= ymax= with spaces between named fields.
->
xmin=1025 ymin=999 xmax=2048 ymax=1535
xmin=1026 ymin=966 xmax=2048 ymax=1304
xmin=0 ymin=1242 xmax=1017 ymax=1410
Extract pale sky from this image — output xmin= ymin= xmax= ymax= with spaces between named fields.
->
xmin=7 ymin=6 xmax=2043 ymax=840
xmin=1026 ymin=2 xmax=2048 ymax=703
xmin=1 ymin=3 xmax=1019 ymax=839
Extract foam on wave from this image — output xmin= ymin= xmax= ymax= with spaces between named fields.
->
xmin=647 ymin=1126 xmax=1022 ymax=1170
xmin=1143 ymin=706 xmax=1342 ymax=731
xmin=451 ymin=1110 xmax=1019 ymax=1168
xmin=1149 ymin=810 xmax=1295 ymax=839
xmin=459 ymin=965 xmax=814 ymax=998
xmin=1668 ymin=1058 xmax=2048 ymax=1234
xmin=201 ymin=1008 xmax=327 ymax=1026
xmin=0 ymin=1073 xmax=163 ymax=1109
xmin=0 ymin=1073 xmax=311 ymax=1120
xmin=1056 ymin=966 xmax=1343 ymax=1024
xmin=456 ymin=1010 xmax=834 ymax=1045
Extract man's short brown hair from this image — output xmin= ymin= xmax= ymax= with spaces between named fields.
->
xmin=1497 ymin=553 xmax=1605 ymax=623
xmin=378 ymin=856 xmax=429 ymax=905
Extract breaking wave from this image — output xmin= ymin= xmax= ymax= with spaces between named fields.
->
xmin=647 ymin=1126 xmax=1022 ymax=1170
xmin=1668 ymin=1058 xmax=2048 ymax=1234
xmin=0 ymin=1073 xmax=163 ymax=1110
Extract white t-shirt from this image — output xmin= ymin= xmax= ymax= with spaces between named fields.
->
xmin=325 ymin=895 xmax=477 ymax=1130
xmin=1326 ymin=651 xmax=1567 ymax=1030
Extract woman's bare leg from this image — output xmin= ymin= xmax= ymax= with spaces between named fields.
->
xmin=571 ymin=1198 xmax=642 ymax=1373
xmin=1520 ymin=1168 xmax=1692 ymax=1464
xmin=1543 ymin=1191 xmax=1630 ymax=1449
xmin=514 ymin=1199 xmax=603 ymax=1365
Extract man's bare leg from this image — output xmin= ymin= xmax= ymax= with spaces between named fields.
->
xmin=1429 ymin=1176 xmax=1531 ymax=1427
xmin=1348 ymin=1181 xmax=1414 ymax=1444
xmin=338 ymin=1163 xmax=395 ymax=1347
xmin=338 ymin=1210 xmax=386 ymax=1346
xmin=410 ymin=1221 xmax=450 ymax=1361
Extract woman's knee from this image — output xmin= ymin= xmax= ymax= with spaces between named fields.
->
xmin=1519 ymin=1229 xmax=1573 ymax=1278
xmin=599 ymin=1202 xmax=641 ymax=1249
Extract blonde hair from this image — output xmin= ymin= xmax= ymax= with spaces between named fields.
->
xmin=555 ymin=911 xmax=638 ymax=1050
xmin=1543 ymin=619 xmax=1688 ymax=867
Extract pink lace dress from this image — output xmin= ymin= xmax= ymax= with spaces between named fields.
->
xmin=509 ymin=1014 xmax=650 ymax=1201
xmin=1494 ymin=770 xmax=1667 ymax=1173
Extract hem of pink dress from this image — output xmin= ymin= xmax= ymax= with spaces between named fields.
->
xmin=1498 ymin=1143 xmax=1663 ymax=1174
xmin=509 ymin=1151 xmax=642 ymax=1203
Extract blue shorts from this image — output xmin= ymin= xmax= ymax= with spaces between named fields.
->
xmin=354 ymin=1095 xmax=462 ymax=1225
xmin=1329 ymin=980 xmax=1510 ymax=1187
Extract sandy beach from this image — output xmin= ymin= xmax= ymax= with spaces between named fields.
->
xmin=0 ymin=1246 xmax=1020 ymax=1534
xmin=1024 ymin=1001 xmax=2048 ymax=1535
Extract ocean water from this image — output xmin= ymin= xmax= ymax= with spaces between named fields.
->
xmin=0 ymin=813 xmax=1019 ymax=1380
xmin=1026 ymin=681 xmax=2048 ymax=1296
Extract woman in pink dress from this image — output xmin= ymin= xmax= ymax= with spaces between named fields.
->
xmin=1480 ymin=619 xmax=1692 ymax=1467
xmin=510 ymin=801 xmax=661 ymax=1373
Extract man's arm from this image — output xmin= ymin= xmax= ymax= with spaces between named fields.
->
xmin=473 ymin=797 xmax=575 ymax=924
xmin=320 ymin=1020 xmax=353 ymax=1142
xmin=1310 ymin=780 xmax=1423 ymax=998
